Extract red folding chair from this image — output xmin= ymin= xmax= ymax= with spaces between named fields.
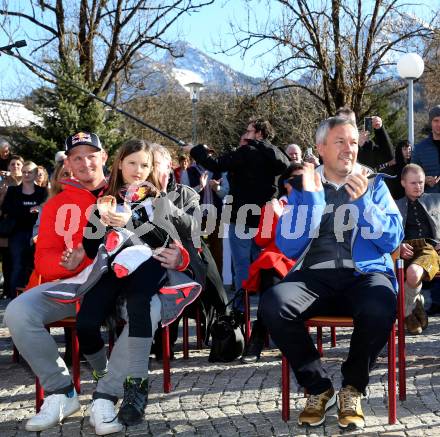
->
xmin=35 ymin=315 xmax=81 ymax=412
xmin=162 ymin=304 xmax=203 ymax=393
xmin=281 ymin=257 xmax=406 ymax=425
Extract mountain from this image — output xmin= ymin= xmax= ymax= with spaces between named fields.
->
xmin=162 ymin=42 xmax=261 ymax=92
xmin=122 ymin=42 xmax=261 ymax=99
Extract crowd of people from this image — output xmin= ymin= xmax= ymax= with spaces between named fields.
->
xmin=2 ymin=104 xmax=440 ymax=434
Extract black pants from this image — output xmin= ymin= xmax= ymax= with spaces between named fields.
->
xmin=254 ymin=268 xmax=281 ymax=328
xmin=77 ymin=258 xmax=166 ymax=355
xmin=260 ymin=268 xmax=396 ymax=395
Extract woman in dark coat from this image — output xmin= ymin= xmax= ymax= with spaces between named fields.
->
xmin=384 ymin=140 xmax=412 ymax=199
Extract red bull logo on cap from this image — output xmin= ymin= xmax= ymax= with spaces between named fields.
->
xmin=71 ymin=132 xmax=92 ymax=145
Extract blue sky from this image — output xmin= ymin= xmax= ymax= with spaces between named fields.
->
xmin=0 ymin=1 xmax=269 ymax=99
xmin=0 ymin=0 xmax=437 ymax=99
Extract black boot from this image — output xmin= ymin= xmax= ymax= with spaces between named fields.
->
xmin=241 ymin=319 xmax=267 ymax=363
xmin=118 ymin=377 xmax=149 ymax=425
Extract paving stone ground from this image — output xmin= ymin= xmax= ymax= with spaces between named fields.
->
xmin=1 ymin=296 xmax=440 ymax=436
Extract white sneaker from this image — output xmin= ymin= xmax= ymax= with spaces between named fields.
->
xmin=89 ymin=398 xmax=123 ymax=435
xmin=25 ymin=393 xmax=80 ymax=431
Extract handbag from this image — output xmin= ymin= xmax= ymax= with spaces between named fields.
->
xmin=0 ymin=216 xmax=16 ymax=237
xmin=208 ymin=290 xmax=245 ymax=363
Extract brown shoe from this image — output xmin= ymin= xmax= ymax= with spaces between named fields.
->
xmin=413 ymin=300 xmax=428 ymax=330
xmin=405 ymin=313 xmax=422 ymax=335
xmin=337 ymin=385 xmax=365 ymax=429
xmin=298 ymin=386 xmax=336 ymax=427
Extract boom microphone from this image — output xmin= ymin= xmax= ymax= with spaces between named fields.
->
xmin=0 ymin=40 xmax=187 ymax=147
xmin=0 ymin=40 xmax=27 ymax=52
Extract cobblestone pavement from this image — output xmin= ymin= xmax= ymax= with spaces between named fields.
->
xmin=1 ymin=297 xmax=440 ymax=437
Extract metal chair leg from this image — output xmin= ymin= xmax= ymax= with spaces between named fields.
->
xmin=244 ymin=289 xmax=251 ymax=343
xmin=281 ymin=355 xmax=290 ymax=422
xmin=317 ymin=326 xmax=323 ymax=356
xmin=183 ymin=316 xmax=189 ymax=359
xmin=388 ymin=323 xmax=397 ymax=424
xmin=196 ymin=305 xmax=203 ymax=349
xmin=71 ymin=328 xmax=80 ymax=394
xmin=331 ymin=327 xmax=336 ymax=347
xmin=162 ymin=327 xmax=171 ymax=393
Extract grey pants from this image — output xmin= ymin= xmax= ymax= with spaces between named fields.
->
xmin=5 ymin=284 xmax=161 ymax=398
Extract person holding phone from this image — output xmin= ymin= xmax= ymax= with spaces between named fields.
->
xmin=335 ymin=106 xmax=394 ymax=171
xmin=303 ymin=147 xmax=320 ymax=167
xmin=182 ymin=118 xmax=290 ymax=317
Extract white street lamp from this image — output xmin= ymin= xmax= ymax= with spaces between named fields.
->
xmin=185 ymin=81 xmax=204 ymax=144
xmin=397 ymin=53 xmax=424 ymax=146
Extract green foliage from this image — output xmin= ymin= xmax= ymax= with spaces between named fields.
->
xmin=12 ymin=58 xmax=125 ymax=168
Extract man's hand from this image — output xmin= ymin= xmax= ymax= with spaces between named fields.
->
xmin=372 ymin=116 xmax=382 ymax=130
xmin=199 ymin=171 xmax=208 ymax=189
xmin=345 ymin=168 xmax=369 ymax=201
xmin=302 ymin=162 xmax=323 ymax=193
xmin=400 ymin=242 xmax=414 ymax=260
xmin=153 ymin=243 xmax=183 ymax=269
xmin=270 ymin=198 xmax=284 ymax=217
xmin=304 ymin=153 xmax=320 ymax=167
xmin=60 ymin=244 xmax=86 ymax=270
xmin=209 ymin=178 xmax=222 ymax=192
xmin=425 ymin=176 xmax=440 ymax=187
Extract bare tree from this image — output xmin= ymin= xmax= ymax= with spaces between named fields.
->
xmin=123 ymin=85 xmax=324 ymax=159
xmin=224 ymin=0 xmax=437 ymax=118
xmin=0 ymin=0 xmax=214 ymax=98
xmin=421 ymin=29 xmax=440 ymax=109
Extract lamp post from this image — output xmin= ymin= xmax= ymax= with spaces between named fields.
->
xmin=186 ymin=81 xmax=204 ymax=144
xmin=397 ymin=53 xmax=424 ymax=146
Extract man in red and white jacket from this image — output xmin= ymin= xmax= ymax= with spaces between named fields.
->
xmin=5 ymin=132 xmax=186 ymax=435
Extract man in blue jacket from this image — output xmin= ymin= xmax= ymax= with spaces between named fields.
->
xmin=411 ymin=105 xmax=440 ymax=192
xmin=261 ymin=116 xmax=403 ymax=429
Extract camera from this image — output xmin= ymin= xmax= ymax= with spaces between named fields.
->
xmin=364 ymin=117 xmax=373 ymax=133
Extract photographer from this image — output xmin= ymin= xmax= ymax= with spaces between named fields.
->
xmin=183 ymin=117 xmax=289 ymax=313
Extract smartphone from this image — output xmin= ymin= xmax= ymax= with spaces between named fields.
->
xmin=306 ymin=147 xmax=313 ymax=156
xmin=364 ymin=117 xmax=373 ymax=133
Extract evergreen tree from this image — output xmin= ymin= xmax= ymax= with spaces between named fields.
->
xmin=13 ymin=57 xmax=124 ymax=168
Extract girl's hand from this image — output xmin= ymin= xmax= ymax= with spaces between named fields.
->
xmin=103 ymin=204 xmax=131 ymax=227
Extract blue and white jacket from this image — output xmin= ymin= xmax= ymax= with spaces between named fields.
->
xmin=275 ymin=164 xmax=404 ymax=291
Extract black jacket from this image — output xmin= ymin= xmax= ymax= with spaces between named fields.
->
xmin=190 ymin=140 xmax=289 ymax=228
xmin=358 ymin=126 xmax=394 ymax=170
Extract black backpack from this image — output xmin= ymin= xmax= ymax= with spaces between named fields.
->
xmin=208 ymin=292 xmax=245 ymax=362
